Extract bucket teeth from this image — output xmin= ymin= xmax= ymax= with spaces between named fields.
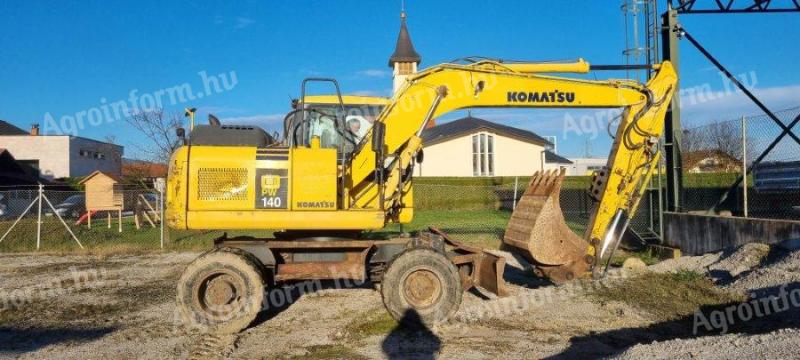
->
xmin=502 ymin=168 xmax=591 ymax=284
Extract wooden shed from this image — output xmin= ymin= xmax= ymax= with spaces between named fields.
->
xmin=79 ymin=171 xmax=123 ymax=231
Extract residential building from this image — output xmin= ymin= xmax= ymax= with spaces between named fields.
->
xmin=0 ymin=120 xmax=29 ymax=135
xmin=563 ymin=158 xmax=608 ymax=176
xmin=415 ymin=116 xmax=551 ymax=177
xmin=0 ymin=148 xmax=44 ymax=186
xmin=0 ymin=124 xmax=123 ymax=179
xmin=683 ymin=150 xmax=742 ymax=173
xmin=543 ymin=150 xmax=574 ymax=172
xmin=122 ymin=158 xmax=168 ymax=183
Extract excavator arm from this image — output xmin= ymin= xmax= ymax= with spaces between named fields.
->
xmin=348 ymin=58 xmax=677 ymax=282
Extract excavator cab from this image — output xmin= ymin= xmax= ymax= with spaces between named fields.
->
xmin=284 ymin=90 xmax=387 ymax=158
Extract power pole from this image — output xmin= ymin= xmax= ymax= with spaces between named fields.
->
xmin=661 ymin=4 xmax=683 ymax=212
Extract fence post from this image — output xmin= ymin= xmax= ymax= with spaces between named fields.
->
xmin=742 ymin=116 xmax=749 ymax=218
xmin=36 ymin=184 xmax=43 ymax=250
xmin=512 ymin=176 xmax=519 ymax=210
xmin=159 ymin=188 xmax=165 ymax=249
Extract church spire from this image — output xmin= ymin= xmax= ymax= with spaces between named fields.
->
xmin=388 ymin=7 xmax=421 ymax=67
xmin=389 ymin=4 xmax=421 ymax=94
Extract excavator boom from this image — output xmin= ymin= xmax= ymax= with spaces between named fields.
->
xmin=350 ymin=58 xmax=677 ymax=280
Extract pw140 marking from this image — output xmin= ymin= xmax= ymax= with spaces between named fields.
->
xmin=255 ymin=168 xmax=288 ymax=209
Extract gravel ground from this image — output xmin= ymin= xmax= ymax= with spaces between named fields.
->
xmin=0 ymin=243 xmax=798 ymax=359
xmin=623 ymin=242 xmax=800 ymax=359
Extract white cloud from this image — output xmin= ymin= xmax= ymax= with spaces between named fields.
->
xmin=235 ymin=17 xmax=255 ymax=29
xmin=356 ymin=69 xmax=390 ymax=78
xmin=680 ymin=84 xmax=800 ymax=126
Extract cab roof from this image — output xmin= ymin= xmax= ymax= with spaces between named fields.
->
xmin=303 ymin=95 xmax=390 ymax=106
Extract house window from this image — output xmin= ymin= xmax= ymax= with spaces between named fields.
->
xmin=472 ymin=133 xmax=494 ymax=176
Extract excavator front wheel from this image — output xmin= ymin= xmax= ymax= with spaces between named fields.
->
xmin=176 ymin=248 xmax=264 ymax=334
xmin=381 ymin=248 xmax=462 ymax=327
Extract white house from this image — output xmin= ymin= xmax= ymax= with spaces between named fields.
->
xmin=563 ymin=157 xmax=608 ymax=176
xmin=0 ymin=124 xmax=123 ymax=179
xmin=543 ymin=150 xmax=574 ymax=172
xmin=415 ymin=116 xmax=552 ymax=177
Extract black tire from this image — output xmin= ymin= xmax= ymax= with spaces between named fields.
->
xmin=381 ymin=248 xmax=462 ymax=326
xmin=176 ymin=248 xmax=264 ymax=334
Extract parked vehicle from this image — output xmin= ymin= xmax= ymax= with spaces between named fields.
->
xmin=0 ymin=194 xmax=7 ymax=218
xmin=46 ymin=194 xmax=86 ymax=219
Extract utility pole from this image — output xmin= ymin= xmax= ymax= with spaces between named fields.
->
xmin=661 ymin=4 xmax=683 ymax=212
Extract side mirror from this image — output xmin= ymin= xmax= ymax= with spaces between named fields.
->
xmin=371 ymin=122 xmax=385 ymax=153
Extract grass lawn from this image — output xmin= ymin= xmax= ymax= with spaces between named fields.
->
xmin=375 ymin=209 xmax=586 ymax=249
xmin=0 ymin=209 xmax=589 ymax=253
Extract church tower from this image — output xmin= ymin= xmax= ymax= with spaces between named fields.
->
xmin=388 ymin=9 xmax=421 ymax=94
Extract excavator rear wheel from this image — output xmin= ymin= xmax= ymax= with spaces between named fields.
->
xmin=381 ymin=248 xmax=462 ymax=327
xmin=176 ymin=248 xmax=264 ymax=334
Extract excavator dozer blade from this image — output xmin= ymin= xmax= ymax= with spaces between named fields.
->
xmin=502 ymin=169 xmax=591 ymax=284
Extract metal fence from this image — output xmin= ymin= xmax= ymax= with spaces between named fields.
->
xmin=412 ymin=181 xmax=662 ymax=247
xmin=0 ymin=179 xmax=662 ymax=252
xmin=0 ymin=186 xmax=165 ymax=252
xmin=680 ymin=106 xmax=800 ymax=220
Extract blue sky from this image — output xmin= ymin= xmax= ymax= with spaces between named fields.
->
xmin=1 ymin=1 xmax=798 ymax=159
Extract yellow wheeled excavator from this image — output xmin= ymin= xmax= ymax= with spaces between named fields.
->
xmin=167 ymin=57 xmax=676 ymax=333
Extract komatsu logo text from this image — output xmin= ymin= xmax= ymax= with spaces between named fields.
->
xmin=296 ymin=201 xmax=335 ymax=209
xmin=507 ymin=91 xmax=575 ymax=103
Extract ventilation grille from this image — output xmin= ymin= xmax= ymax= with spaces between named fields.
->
xmin=197 ymin=168 xmax=248 ymax=201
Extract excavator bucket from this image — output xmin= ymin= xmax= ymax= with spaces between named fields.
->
xmin=502 ymin=168 xmax=591 ymax=284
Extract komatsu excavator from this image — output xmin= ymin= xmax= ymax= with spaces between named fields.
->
xmin=167 ymin=57 xmax=676 ymax=333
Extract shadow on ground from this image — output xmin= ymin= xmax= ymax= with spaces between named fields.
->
xmin=381 ymin=309 xmax=441 ymax=360
xmin=0 ymin=326 xmax=115 ymax=354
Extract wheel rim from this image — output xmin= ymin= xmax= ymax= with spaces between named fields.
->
xmin=402 ymin=268 xmax=443 ymax=309
xmin=193 ymin=270 xmax=247 ymax=320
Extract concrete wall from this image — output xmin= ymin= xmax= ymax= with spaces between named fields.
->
xmin=0 ymin=135 xmax=70 ymax=178
xmin=0 ymin=135 xmax=122 ymax=179
xmin=664 ymin=212 xmax=800 ymax=255
xmin=415 ymin=132 xmax=544 ymax=177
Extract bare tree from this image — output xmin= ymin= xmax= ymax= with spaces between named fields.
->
xmin=682 ymin=120 xmax=756 ymax=162
xmin=125 ymin=109 xmax=183 ymax=163
xmin=708 ymin=121 xmax=742 ymax=160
